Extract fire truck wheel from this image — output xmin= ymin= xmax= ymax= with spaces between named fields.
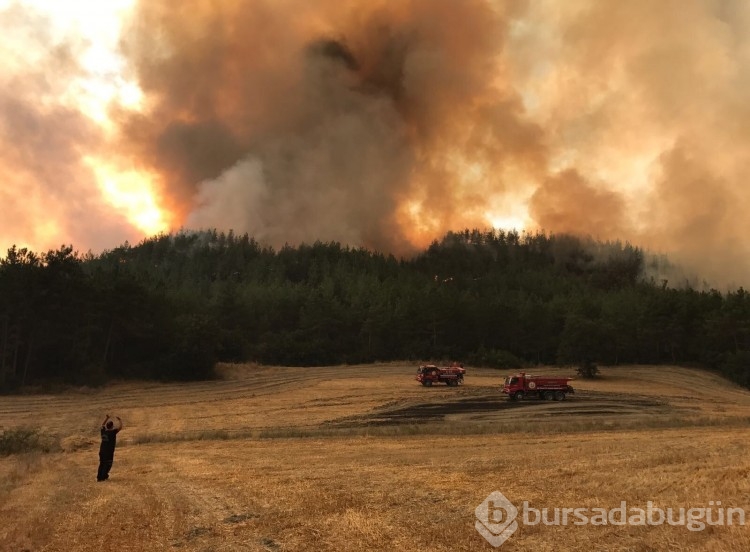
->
xmin=544 ymin=391 xmax=554 ymax=401
xmin=514 ymin=391 xmax=525 ymax=401
xmin=424 ymin=380 xmax=433 ymax=387
xmin=554 ymin=391 xmax=565 ymax=401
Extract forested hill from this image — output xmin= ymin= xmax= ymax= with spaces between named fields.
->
xmin=1 ymin=229 xmax=748 ymax=390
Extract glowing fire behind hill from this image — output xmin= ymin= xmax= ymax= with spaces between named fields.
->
xmin=2 ymin=0 xmax=750 ymax=286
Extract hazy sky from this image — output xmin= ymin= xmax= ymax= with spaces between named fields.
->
xmin=1 ymin=0 xmax=749 ymax=286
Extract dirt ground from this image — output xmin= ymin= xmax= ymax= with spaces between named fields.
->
xmin=1 ymin=363 xmax=749 ymax=551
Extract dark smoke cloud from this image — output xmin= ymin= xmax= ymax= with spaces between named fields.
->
xmin=529 ymin=169 xmax=627 ymax=240
xmin=120 ymin=0 xmax=542 ymax=254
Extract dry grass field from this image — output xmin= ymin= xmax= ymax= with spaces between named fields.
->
xmin=1 ymin=363 xmax=749 ymax=551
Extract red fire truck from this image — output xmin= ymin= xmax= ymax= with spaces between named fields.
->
xmin=502 ymin=372 xmax=575 ymax=401
xmin=416 ymin=363 xmax=465 ymax=387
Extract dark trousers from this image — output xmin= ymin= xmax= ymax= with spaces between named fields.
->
xmin=97 ymin=446 xmax=115 ymax=481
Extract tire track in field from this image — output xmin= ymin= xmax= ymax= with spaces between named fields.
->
xmin=26 ymin=447 xmax=271 ymax=552
xmin=0 ymin=364 xmax=387 ymax=419
xmin=0 ymin=364 xmax=418 ymax=441
xmin=0 ymin=371 xmax=320 ymax=423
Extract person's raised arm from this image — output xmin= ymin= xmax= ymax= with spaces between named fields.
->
xmin=101 ymin=414 xmax=110 ymax=428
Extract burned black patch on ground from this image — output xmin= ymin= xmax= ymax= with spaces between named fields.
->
xmin=332 ymin=390 xmax=672 ymax=427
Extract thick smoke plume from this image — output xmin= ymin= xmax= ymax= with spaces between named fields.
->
xmin=118 ymin=0 xmax=540 ymax=255
xmin=3 ymin=0 xmax=750 ymax=286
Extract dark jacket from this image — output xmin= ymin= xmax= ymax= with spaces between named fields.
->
xmin=99 ymin=427 xmax=120 ymax=453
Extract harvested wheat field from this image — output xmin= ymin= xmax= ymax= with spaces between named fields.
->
xmin=1 ymin=364 xmax=749 ymax=551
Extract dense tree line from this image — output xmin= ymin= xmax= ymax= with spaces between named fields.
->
xmin=1 ymin=229 xmax=748 ymax=390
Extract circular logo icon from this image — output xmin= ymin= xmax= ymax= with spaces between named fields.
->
xmin=475 ymin=491 xmax=519 ymax=547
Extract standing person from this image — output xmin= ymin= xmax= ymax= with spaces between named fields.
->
xmin=97 ymin=414 xmax=123 ymax=482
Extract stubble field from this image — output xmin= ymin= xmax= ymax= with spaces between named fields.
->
xmin=1 ymin=363 xmax=749 ymax=551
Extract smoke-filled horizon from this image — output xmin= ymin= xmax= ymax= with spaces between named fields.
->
xmin=2 ymin=0 xmax=750 ymax=287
